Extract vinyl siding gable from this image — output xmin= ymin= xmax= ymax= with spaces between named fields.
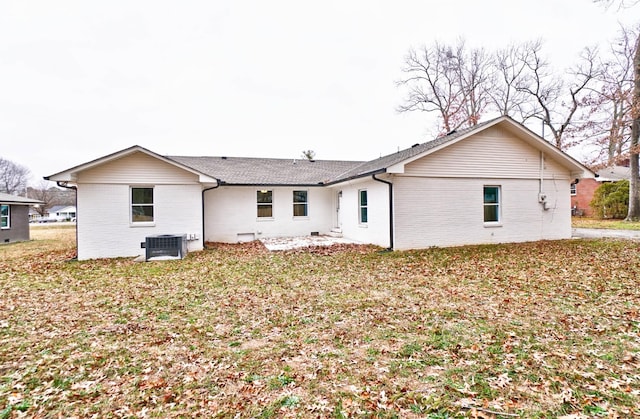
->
xmin=77 ymin=152 xmax=200 ymax=184
xmin=404 ymin=126 xmax=570 ymax=180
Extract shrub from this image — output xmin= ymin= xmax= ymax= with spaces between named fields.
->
xmin=590 ymin=180 xmax=629 ymax=219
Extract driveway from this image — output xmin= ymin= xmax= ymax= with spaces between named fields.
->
xmin=572 ymin=228 xmax=640 ymax=240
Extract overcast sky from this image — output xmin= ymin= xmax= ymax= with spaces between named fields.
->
xmin=0 ymin=1 xmax=636 ymax=185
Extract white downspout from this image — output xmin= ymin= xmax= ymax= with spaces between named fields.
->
xmin=539 ymin=151 xmax=548 ymax=210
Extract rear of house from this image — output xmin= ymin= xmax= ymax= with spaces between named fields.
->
xmin=45 ymin=116 xmax=592 ymax=260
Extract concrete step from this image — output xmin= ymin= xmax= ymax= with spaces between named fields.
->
xmin=327 ymin=228 xmax=343 ymax=238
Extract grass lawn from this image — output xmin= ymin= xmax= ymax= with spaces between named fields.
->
xmin=572 ymin=217 xmax=640 ymax=231
xmin=1 ymin=228 xmax=639 ymax=418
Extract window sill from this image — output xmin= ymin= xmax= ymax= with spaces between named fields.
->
xmin=130 ymin=222 xmax=155 ymax=228
xmin=257 ymin=217 xmax=274 ymax=221
xmin=483 ymin=222 xmax=502 ymax=228
xmin=293 ymin=216 xmax=309 ymax=220
xmin=358 ymin=223 xmax=368 ymax=228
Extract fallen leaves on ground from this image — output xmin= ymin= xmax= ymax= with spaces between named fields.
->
xmin=1 ymin=229 xmax=639 ymax=417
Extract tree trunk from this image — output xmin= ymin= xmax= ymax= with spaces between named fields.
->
xmin=627 ymin=33 xmax=640 ymax=221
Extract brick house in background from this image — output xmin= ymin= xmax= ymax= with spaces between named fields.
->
xmin=571 ymin=164 xmax=630 ymax=217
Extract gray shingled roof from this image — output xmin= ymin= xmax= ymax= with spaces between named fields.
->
xmin=168 ymin=117 xmax=502 ymax=186
xmin=596 ymin=165 xmax=632 ymax=181
xmin=0 ymin=192 xmax=44 ymax=205
xmin=168 ymin=156 xmax=364 ymax=185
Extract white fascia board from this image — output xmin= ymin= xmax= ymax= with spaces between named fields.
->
xmin=46 ymin=145 xmax=219 ymax=185
xmin=387 ymin=117 xmax=593 ymax=180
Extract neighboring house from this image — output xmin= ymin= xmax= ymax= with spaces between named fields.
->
xmin=47 ymin=205 xmax=77 ymax=221
xmin=571 ymin=165 xmax=630 ymax=217
xmin=45 ymin=116 xmax=593 ymax=260
xmin=29 ymin=205 xmax=77 ymax=222
xmin=0 ymin=192 xmax=44 ymax=244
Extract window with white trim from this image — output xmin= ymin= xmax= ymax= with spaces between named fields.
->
xmin=483 ymin=186 xmax=500 ymax=223
xmin=257 ymin=190 xmax=273 ymax=218
xmin=570 ymin=183 xmax=577 ymax=196
xmin=359 ymin=189 xmax=368 ymax=224
xmin=293 ymin=190 xmax=308 ymax=217
xmin=131 ymin=187 xmax=154 ymax=223
xmin=0 ymin=205 xmax=9 ymax=229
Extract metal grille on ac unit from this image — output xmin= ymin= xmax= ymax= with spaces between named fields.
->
xmin=144 ymin=234 xmax=187 ymax=261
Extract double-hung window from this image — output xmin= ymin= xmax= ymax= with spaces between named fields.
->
xmin=570 ymin=183 xmax=577 ymax=196
xmin=131 ymin=187 xmax=154 ymax=223
xmin=483 ymin=186 xmax=500 ymax=223
xmin=293 ymin=190 xmax=308 ymax=217
xmin=359 ymin=189 xmax=368 ymax=224
xmin=0 ymin=205 xmax=9 ymax=229
xmin=257 ymin=190 xmax=273 ymax=218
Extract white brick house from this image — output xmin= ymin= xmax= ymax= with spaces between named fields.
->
xmin=46 ymin=116 xmax=593 ymax=260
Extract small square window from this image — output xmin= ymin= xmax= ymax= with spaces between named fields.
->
xmin=293 ymin=190 xmax=308 ymax=217
xmin=1 ymin=204 xmax=9 ymax=229
xmin=257 ymin=190 xmax=273 ymax=218
xmin=131 ymin=187 xmax=154 ymax=223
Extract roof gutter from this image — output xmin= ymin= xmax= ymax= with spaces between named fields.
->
xmin=372 ymin=173 xmax=393 ymax=251
xmin=323 ymin=168 xmax=387 ymax=187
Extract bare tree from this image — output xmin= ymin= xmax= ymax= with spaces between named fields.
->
xmin=594 ymin=0 xmax=640 ymax=8
xmin=301 ymin=150 xmax=316 ymax=160
xmin=595 ymin=0 xmax=640 ymax=220
xmin=628 ymin=33 xmax=640 ymax=220
xmin=27 ymin=181 xmax=59 ymax=217
xmin=0 ymin=157 xmax=30 ymax=195
xmin=398 ymin=38 xmax=596 ymax=149
xmin=489 ymin=40 xmax=543 ymax=119
xmin=578 ymin=25 xmax=637 ymax=167
xmin=397 ymin=39 xmax=493 ymax=135
xmin=515 ymin=46 xmax=598 ymax=150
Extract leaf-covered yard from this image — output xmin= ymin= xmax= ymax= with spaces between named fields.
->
xmin=1 ymin=228 xmax=639 ymax=418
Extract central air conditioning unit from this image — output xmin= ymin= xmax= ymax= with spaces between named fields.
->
xmin=144 ymin=234 xmax=187 ymax=261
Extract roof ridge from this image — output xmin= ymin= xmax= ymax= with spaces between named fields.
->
xmin=168 ymin=155 xmax=364 ymax=164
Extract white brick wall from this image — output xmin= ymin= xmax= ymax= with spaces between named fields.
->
xmin=204 ymin=186 xmax=334 ymax=243
xmin=393 ymin=177 xmax=571 ymax=250
xmin=77 ymin=184 xmax=203 ymax=260
xmin=331 ymin=178 xmax=391 ymax=248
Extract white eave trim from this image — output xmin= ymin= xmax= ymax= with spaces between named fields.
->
xmin=45 ymin=145 xmax=219 ymax=185
xmin=386 ymin=116 xmax=594 ymax=179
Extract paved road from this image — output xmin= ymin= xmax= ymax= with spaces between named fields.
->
xmin=572 ymin=228 xmax=640 ymax=240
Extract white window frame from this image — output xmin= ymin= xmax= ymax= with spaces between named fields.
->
xmin=257 ymin=190 xmax=273 ymax=219
xmin=0 ymin=204 xmax=9 ymax=229
xmin=130 ymin=186 xmax=155 ymax=225
xmin=358 ymin=189 xmax=368 ymax=224
xmin=293 ymin=190 xmax=308 ymax=217
xmin=483 ymin=185 xmax=501 ymax=224
xmin=570 ymin=183 xmax=577 ymax=196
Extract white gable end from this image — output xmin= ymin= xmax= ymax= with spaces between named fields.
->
xmin=403 ymin=127 xmax=570 ymax=180
xmin=78 ymin=152 xmax=201 ymax=184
